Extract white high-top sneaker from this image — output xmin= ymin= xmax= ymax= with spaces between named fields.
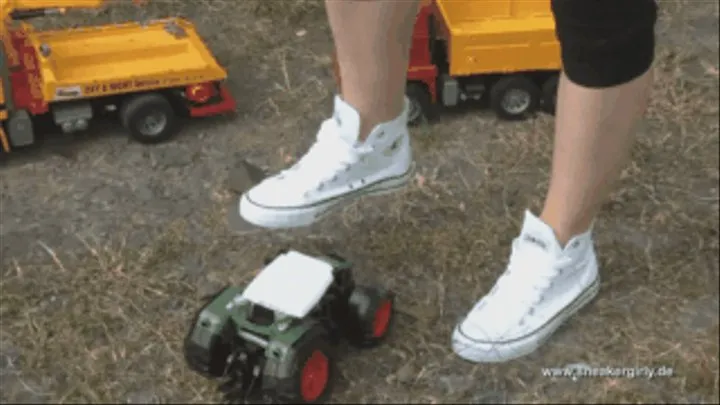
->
xmin=452 ymin=210 xmax=600 ymax=363
xmin=239 ymin=95 xmax=414 ymax=228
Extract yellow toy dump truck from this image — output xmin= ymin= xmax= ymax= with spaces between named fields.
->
xmin=0 ymin=0 xmax=236 ymax=153
xmin=332 ymin=0 xmax=561 ymax=124
xmin=408 ymin=0 xmax=561 ymax=123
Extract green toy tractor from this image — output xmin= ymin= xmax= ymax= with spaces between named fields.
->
xmin=183 ymin=249 xmax=395 ymax=403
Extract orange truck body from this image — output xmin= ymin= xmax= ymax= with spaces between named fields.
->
xmin=432 ymin=0 xmax=560 ymax=76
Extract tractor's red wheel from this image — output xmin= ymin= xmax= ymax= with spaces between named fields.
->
xmin=300 ymin=350 xmax=330 ymax=402
xmin=272 ymin=329 xmax=335 ymax=404
xmin=347 ymin=286 xmax=395 ymax=348
xmin=372 ymin=299 xmax=393 ymax=338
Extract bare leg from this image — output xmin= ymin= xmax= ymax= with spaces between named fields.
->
xmin=240 ymin=0 xmax=420 ymax=228
xmin=452 ymin=69 xmax=654 ymax=362
xmin=540 ymin=69 xmax=654 ymax=244
xmin=452 ymin=0 xmax=657 ymax=364
xmin=326 ymin=0 xmax=421 ymax=140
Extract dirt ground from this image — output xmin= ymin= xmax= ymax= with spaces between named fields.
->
xmin=1 ymin=0 xmax=718 ymax=403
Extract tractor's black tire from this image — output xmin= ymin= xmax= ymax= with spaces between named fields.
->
xmin=120 ymin=93 xmax=179 ymax=144
xmin=345 ymin=285 xmax=395 ymax=348
xmin=489 ymin=75 xmax=542 ymax=121
xmin=541 ymin=74 xmax=560 ymax=115
xmin=406 ymin=82 xmax=436 ymax=126
xmin=270 ymin=327 xmax=336 ymax=404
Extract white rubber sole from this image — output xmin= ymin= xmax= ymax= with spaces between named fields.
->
xmin=239 ymin=163 xmax=415 ymax=229
xmin=451 ymin=274 xmax=600 ymax=363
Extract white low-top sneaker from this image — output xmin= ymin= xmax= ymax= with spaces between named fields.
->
xmin=239 ymin=95 xmax=414 ymax=228
xmin=452 ymin=210 xmax=600 ymax=363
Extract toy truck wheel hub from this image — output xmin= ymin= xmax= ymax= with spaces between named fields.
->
xmin=408 ymin=99 xmax=423 ymax=122
xmin=501 ymin=89 xmax=531 ymax=114
xmin=139 ymin=112 xmax=167 ymax=136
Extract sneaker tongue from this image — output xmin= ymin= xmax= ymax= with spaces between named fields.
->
xmin=332 ymin=95 xmax=362 ymax=145
xmin=519 ymin=210 xmax=562 ymax=255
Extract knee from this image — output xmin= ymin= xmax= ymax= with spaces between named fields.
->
xmin=552 ymin=0 xmax=658 ymax=88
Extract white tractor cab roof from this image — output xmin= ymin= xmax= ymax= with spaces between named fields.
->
xmin=242 ymin=250 xmax=335 ymax=319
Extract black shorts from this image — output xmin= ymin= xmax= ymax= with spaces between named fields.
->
xmin=552 ymin=0 xmax=658 ymax=88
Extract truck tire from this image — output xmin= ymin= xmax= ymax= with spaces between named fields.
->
xmin=541 ymin=74 xmax=560 ymax=115
xmin=489 ymin=75 xmax=541 ymax=121
xmin=344 ymin=285 xmax=394 ymax=348
xmin=406 ymin=82 xmax=435 ymax=126
xmin=271 ymin=328 xmax=336 ymax=404
xmin=120 ymin=93 xmax=178 ymax=144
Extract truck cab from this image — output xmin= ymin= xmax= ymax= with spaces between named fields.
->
xmin=0 ymin=63 xmax=9 ymax=152
xmin=1 ymin=21 xmax=15 ymax=152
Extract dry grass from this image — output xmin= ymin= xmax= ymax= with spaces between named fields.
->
xmin=1 ymin=0 xmax=718 ymax=403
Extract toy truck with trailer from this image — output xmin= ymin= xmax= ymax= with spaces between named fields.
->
xmin=184 ymin=250 xmax=394 ymax=404
xmin=332 ymin=0 xmax=562 ymax=124
xmin=0 ymin=0 xmax=236 ymax=154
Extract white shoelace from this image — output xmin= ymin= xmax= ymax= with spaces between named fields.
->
xmin=276 ymin=119 xmax=373 ymax=191
xmin=468 ymin=238 xmax=573 ymax=324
